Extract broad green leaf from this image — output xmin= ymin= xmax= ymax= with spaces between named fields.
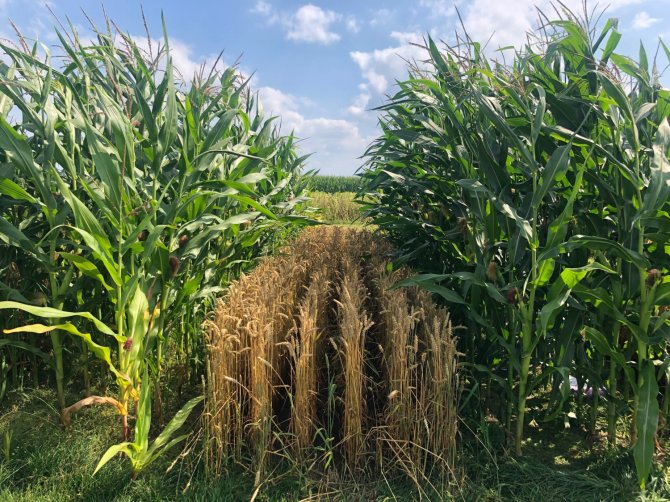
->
xmin=0 ymin=178 xmax=38 ymax=203
xmin=127 ymin=285 xmax=149 ymax=344
xmin=535 ymin=258 xmax=555 ymax=287
xmin=540 ymin=287 xmax=571 ymax=334
xmin=531 ymin=144 xmax=571 ymax=207
xmin=60 ymin=252 xmax=114 ymax=292
xmin=641 ymin=118 xmax=670 ymax=215
xmin=201 ymin=108 xmax=238 ymax=153
xmin=599 ymin=23 xmax=621 ymax=63
xmin=584 ymin=327 xmax=634 ymax=384
xmin=0 ymin=301 xmax=118 ymax=339
xmin=563 ymin=236 xmax=649 ymax=269
xmin=0 ymin=217 xmax=37 ymax=253
xmin=0 ymin=114 xmax=55 ymax=210
xmin=65 ymin=226 xmax=120 ymax=287
xmin=91 ymin=152 xmax=122 ymax=210
xmin=146 ymin=395 xmax=203 ymax=457
xmin=55 ymin=176 xmax=113 ymax=253
xmin=634 ymin=361 xmax=659 ymax=489
xmin=560 ymin=262 xmax=616 ymax=288
xmin=655 ymin=282 xmax=670 ymax=305
xmin=598 ymin=71 xmax=638 ymax=149
xmin=93 ymin=442 xmax=136 ymax=475
xmin=544 ymin=160 xmax=585 ymax=253
xmin=135 ymin=374 xmax=152 ymax=451
xmin=3 ymin=322 xmax=126 ymax=382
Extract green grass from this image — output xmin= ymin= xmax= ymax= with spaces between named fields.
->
xmin=458 ymin=411 xmax=670 ymax=502
xmin=3 ymin=388 xmax=669 ymax=501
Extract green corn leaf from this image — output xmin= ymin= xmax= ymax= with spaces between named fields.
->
xmin=3 ymin=322 xmax=125 ymax=382
xmin=127 ymin=285 xmax=149 ymax=345
xmin=0 ymin=114 xmax=55 ymax=211
xmin=0 ymin=301 xmax=118 ymax=339
xmin=563 ymin=236 xmax=649 ymax=269
xmin=654 ymin=282 xmax=670 ymax=305
xmin=583 ymin=327 xmax=634 ymax=385
xmin=133 ymin=83 xmax=158 ymax=142
xmin=598 ymin=71 xmax=638 ymax=149
xmin=634 ymin=361 xmax=659 ymax=489
xmin=423 ymin=284 xmax=468 ymax=305
xmin=93 ymin=442 xmax=136 ymax=475
xmin=0 ymin=178 xmax=38 ymax=204
xmin=0 ymin=217 xmax=37 ymax=253
xmin=531 ymin=85 xmax=546 ymax=147
xmin=91 ymin=152 xmax=122 ymax=210
xmin=158 ymin=54 xmax=177 ymax=162
xmin=641 ymin=118 xmax=670 ymax=215
xmin=535 ymin=258 xmax=555 ymax=287
xmin=229 ymin=194 xmax=277 ymax=220
xmin=560 ymin=262 xmax=616 ymax=288
xmin=0 ymin=338 xmax=53 ymax=367
xmin=65 ymin=226 xmax=120 ymax=287
xmin=531 ymin=144 xmax=571 ymax=207
xmin=201 ymin=109 xmax=238 ymax=153
xmin=543 ymin=160 xmax=585 ymax=254
xmin=55 ymin=175 xmax=113 ymax=251
xmin=146 ymin=395 xmax=203 ymax=458
xmin=141 ymin=434 xmax=189 ymax=470
xmin=599 ymin=24 xmax=621 ymax=62
xmin=135 ymin=374 xmax=152 ymax=452
xmin=59 ymin=252 xmax=114 ymax=292
xmin=540 ymin=287 xmax=571 ymax=334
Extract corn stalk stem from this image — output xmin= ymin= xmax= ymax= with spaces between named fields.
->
xmin=516 ymin=165 xmax=539 ymax=456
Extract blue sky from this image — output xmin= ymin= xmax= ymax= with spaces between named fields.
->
xmin=2 ymin=0 xmax=670 ymax=175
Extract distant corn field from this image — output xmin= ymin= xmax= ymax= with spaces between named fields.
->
xmin=205 ymin=227 xmax=458 ymax=494
xmin=309 ymin=175 xmax=365 ymax=193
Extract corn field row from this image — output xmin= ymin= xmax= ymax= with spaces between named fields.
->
xmin=0 ymin=19 xmax=310 ymax=477
xmin=360 ymin=9 xmax=670 ymax=488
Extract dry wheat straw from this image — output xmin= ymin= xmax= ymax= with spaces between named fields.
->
xmin=205 ymin=227 xmax=458 ymax=490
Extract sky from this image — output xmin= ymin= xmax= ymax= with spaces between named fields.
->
xmin=2 ymin=0 xmax=670 ymax=175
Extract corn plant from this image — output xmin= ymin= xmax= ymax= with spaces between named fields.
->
xmin=361 ymin=6 xmax=669 ymax=487
xmin=94 ymin=372 xmax=203 ymax=479
xmin=0 ymin=15 xmax=310 ymax=476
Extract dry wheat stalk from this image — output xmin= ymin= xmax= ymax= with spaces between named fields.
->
xmin=205 ymin=226 xmax=458 ymax=487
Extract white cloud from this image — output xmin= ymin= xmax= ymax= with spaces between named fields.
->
xmin=456 ymin=0 xmax=647 ymax=50
xmin=369 ymin=8 xmax=394 ymax=27
xmin=419 ymin=0 xmax=457 ymax=18
xmin=632 ymin=11 xmax=661 ymax=30
xmin=286 ymin=4 xmax=341 ymax=44
xmin=347 ymin=91 xmax=371 ymax=116
xmin=345 ymin=16 xmax=360 ymax=34
xmin=251 ymin=1 xmax=272 ymax=16
xmin=350 ymin=31 xmax=426 ymax=95
xmin=252 ymin=3 xmax=360 ymax=45
xmin=259 ymin=86 xmax=372 ymax=174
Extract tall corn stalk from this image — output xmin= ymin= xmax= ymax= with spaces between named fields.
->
xmin=0 ymin=15 xmax=310 ymax=476
xmin=361 ymin=5 xmax=669 ymax=487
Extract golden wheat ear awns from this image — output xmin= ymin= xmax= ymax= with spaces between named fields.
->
xmin=205 ymin=226 xmax=459 ymax=483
